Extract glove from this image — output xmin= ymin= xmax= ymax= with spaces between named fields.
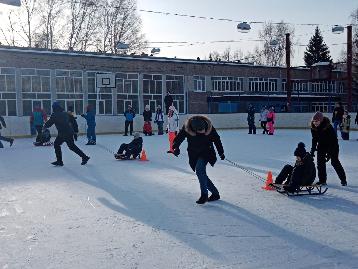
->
xmin=325 ymin=153 xmax=331 ymax=163
xmin=74 ymin=133 xmax=78 ymax=141
xmin=173 ymin=148 xmax=180 ymax=156
xmin=220 ymin=154 xmax=225 ymax=160
xmin=166 ymin=129 xmax=168 ymax=134
xmin=310 ymin=149 xmax=315 ymax=157
xmin=272 ymin=121 xmax=275 ymax=124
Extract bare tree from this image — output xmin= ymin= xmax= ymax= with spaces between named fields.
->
xmin=35 ymin=0 xmax=63 ymax=49
xmin=96 ymin=0 xmax=147 ymax=54
xmin=253 ymin=21 xmax=295 ymax=66
xmin=65 ymin=0 xmax=99 ymax=51
xmin=0 ymin=11 xmax=19 ymax=46
xmin=18 ymin=0 xmax=38 ymax=47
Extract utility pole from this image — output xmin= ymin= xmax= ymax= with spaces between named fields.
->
xmin=347 ymin=25 xmax=353 ymax=111
xmin=286 ymin=33 xmax=292 ymax=112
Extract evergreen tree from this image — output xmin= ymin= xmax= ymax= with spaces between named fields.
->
xmin=304 ymin=27 xmax=332 ymax=67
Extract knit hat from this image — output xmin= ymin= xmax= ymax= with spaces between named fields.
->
xmin=312 ymin=111 xmax=323 ymax=122
xmin=133 ymin=132 xmax=140 ymax=139
xmin=294 ymin=142 xmax=307 ymax=159
xmin=190 ymin=117 xmax=206 ymax=132
xmin=52 ymin=101 xmax=63 ymax=112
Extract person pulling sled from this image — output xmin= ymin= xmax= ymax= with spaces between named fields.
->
xmin=172 ymin=115 xmax=225 ymax=204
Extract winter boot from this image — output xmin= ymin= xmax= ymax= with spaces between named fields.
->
xmin=208 ymin=193 xmax=220 ymax=202
xmin=10 ymin=139 xmax=14 ymax=147
xmin=196 ymin=194 xmax=208 ymax=204
xmin=341 ymin=181 xmax=347 ymax=186
xmin=81 ymin=156 xmax=90 ymax=165
xmin=51 ymin=160 xmax=64 ymax=166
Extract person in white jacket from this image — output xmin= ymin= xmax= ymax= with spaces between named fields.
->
xmin=167 ymin=106 xmax=179 ymax=153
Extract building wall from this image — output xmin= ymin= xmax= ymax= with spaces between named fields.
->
xmin=0 ymin=46 xmax=350 ymax=119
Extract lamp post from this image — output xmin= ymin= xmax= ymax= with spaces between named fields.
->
xmin=332 ymin=24 xmax=353 ymax=111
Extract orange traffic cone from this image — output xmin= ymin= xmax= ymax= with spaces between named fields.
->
xmin=262 ymin=171 xmax=275 ymax=190
xmin=140 ymin=149 xmax=148 ymax=161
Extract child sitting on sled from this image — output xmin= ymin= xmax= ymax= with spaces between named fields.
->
xmin=274 ymin=142 xmax=316 ymax=193
xmin=114 ymin=132 xmax=143 ymax=160
xmin=34 ymin=128 xmax=52 ymax=146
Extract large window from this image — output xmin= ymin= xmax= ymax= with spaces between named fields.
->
xmin=143 ymin=74 xmax=162 ymax=112
xmin=249 ymin=78 xmax=278 ymax=92
xmin=311 ymin=81 xmax=338 ymax=94
xmin=311 ymin=102 xmax=333 ymax=113
xmin=212 ymin=77 xmax=244 ymax=92
xmin=166 ymin=75 xmax=185 ymax=113
xmin=282 ymin=79 xmax=309 ymax=93
xmin=56 ymin=70 xmax=83 ymax=114
xmin=116 ymin=73 xmax=139 ymax=114
xmin=194 ymin=76 xmax=206 ymax=92
xmin=0 ymin=67 xmax=16 ymax=116
xmin=21 ymin=68 xmax=51 ymax=116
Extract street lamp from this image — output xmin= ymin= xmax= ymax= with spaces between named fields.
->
xmin=331 ymin=24 xmax=353 ymax=111
xmin=0 ymin=0 xmax=21 ymax=6
xmin=151 ymin=47 xmax=161 ymax=55
xmin=332 ymin=25 xmax=344 ymax=34
xmin=237 ymin=22 xmax=251 ymax=33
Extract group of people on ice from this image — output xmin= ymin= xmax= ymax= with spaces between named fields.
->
xmin=247 ymin=104 xmax=276 ymax=135
xmin=0 ymin=94 xmax=355 ymax=203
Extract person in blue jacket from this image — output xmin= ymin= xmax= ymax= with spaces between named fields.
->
xmin=124 ymin=105 xmax=135 ymax=136
xmin=81 ymin=104 xmax=96 ymax=145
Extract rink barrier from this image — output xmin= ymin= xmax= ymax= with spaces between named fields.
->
xmin=2 ymin=113 xmax=357 ymax=137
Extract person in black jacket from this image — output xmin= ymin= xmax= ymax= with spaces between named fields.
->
xmin=247 ymin=104 xmax=256 ymax=134
xmin=44 ymin=102 xmax=89 ymax=166
xmin=275 ymin=142 xmax=316 ymax=193
xmin=173 ymin=115 xmax=225 ymax=204
xmin=332 ymin=102 xmax=344 ymax=136
xmin=164 ymin=91 xmax=174 ymax=115
xmin=310 ymin=111 xmax=347 ymax=186
xmin=68 ymin=106 xmax=79 ymax=141
xmin=114 ymin=132 xmax=143 ymax=160
xmin=0 ymin=115 xmax=14 ymax=148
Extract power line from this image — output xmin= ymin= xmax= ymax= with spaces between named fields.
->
xmin=138 ymin=9 xmax=353 ymax=27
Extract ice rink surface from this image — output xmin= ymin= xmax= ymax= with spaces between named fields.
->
xmin=1 ymin=130 xmax=358 ymax=269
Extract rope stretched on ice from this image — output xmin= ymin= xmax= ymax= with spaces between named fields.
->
xmin=225 ymin=158 xmax=266 ymax=183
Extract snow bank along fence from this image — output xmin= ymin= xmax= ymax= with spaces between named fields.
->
xmin=2 ymin=113 xmax=357 ymax=137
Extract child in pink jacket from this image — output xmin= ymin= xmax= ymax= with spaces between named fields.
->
xmin=267 ymin=107 xmax=276 ymax=135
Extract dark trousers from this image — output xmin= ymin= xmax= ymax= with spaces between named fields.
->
xmin=195 ymin=158 xmax=219 ymax=196
xmin=275 ymin=164 xmax=293 ymax=184
xmin=317 ymin=150 xmax=346 ymax=184
xmin=248 ymin=124 xmax=256 ymax=134
xmin=117 ymin=143 xmax=139 ymax=158
xmin=87 ymin=125 xmax=96 ymax=142
xmin=0 ymin=131 xmax=12 ymax=148
xmin=125 ymin=121 xmax=133 ymax=135
xmin=35 ymin=125 xmax=43 ymax=142
xmin=341 ymin=132 xmax=349 ymax=140
xmin=261 ymin=121 xmax=268 ymax=134
xmin=157 ymin=122 xmax=164 ymax=135
xmin=54 ymin=136 xmax=86 ymax=162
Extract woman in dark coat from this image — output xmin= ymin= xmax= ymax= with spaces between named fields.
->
xmin=310 ymin=112 xmax=347 ymax=186
xmin=172 ymin=115 xmax=225 ymax=204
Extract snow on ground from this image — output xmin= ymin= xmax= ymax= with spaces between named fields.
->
xmin=0 ymin=130 xmax=358 ymax=269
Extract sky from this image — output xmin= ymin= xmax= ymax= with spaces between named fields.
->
xmin=0 ymin=0 xmax=356 ymax=66
xmin=136 ymin=0 xmax=357 ymax=65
